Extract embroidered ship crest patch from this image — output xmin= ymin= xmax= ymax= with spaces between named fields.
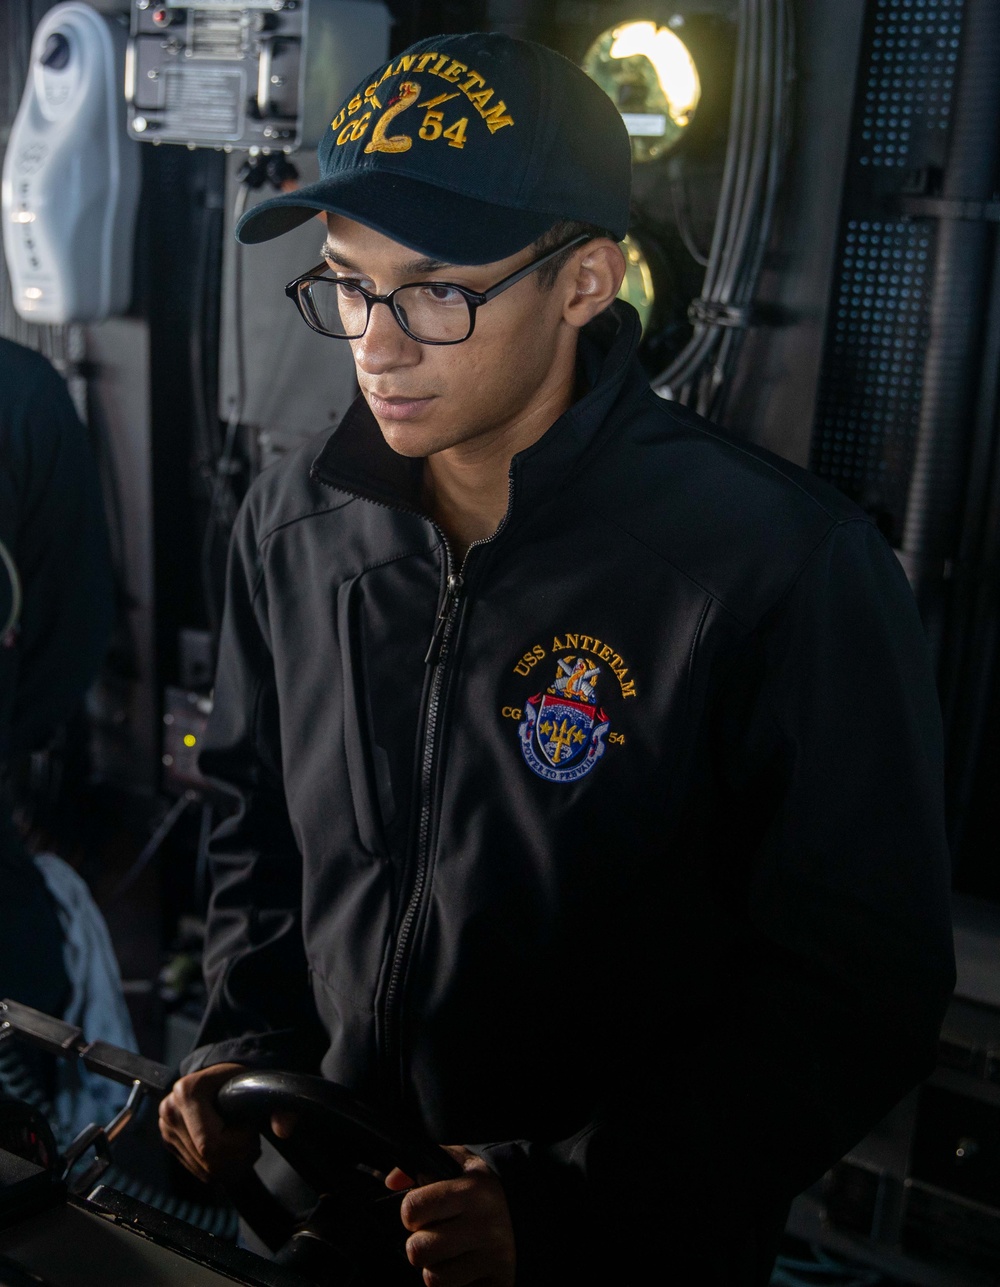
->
xmin=518 ymin=656 xmax=610 ymax=783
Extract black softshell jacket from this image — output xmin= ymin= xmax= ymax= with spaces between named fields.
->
xmin=187 ymin=303 xmax=955 ymax=1284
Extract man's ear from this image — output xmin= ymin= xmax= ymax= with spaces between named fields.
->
xmin=562 ymin=240 xmax=627 ymax=329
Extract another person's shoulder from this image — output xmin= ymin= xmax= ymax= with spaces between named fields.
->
xmin=0 ymin=339 xmax=87 ymax=476
xmin=600 ymin=386 xmax=884 ymax=629
xmin=0 ymin=335 xmax=56 ymax=379
xmin=0 ymin=337 xmax=76 ymax=410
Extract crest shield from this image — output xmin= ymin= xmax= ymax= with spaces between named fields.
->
xmin=518 ymin=655 xmax=611 ymax=784
xmin=535 ymin=695 xmax=595 ymax=769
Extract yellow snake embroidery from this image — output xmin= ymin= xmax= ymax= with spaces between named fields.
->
xmin=365 ymin=80 xmax=421 ymax=154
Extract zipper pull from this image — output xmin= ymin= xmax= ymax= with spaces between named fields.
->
xmin=424 ymin=572 xmax=464 ymax=666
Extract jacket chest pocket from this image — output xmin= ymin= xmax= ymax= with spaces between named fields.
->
xmin=336 ymin=561 xmax=437 ymax=857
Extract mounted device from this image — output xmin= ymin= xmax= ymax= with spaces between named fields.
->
xmin=1 ymin=2 xmax=140 ymax=324
xmin=126 ymin=0 xmax=391 ymax=152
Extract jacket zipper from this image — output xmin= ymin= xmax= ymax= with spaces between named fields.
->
xmin=383 ymin=558 xmax=464 ymax=1090
xmin=382 ymin=476 xmax=516 ymax=1102
xmin=310 ymin=461 xmax=514 ymax=1103
xmin=424 ymin=569 xmax=464 ymax=666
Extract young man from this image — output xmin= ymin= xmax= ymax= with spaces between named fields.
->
xmin=159 ymin=31 xmax=955 ymax=1287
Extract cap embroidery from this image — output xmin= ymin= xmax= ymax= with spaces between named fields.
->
xmin=330 ymin=54 xmax=514 ymax=151
xmin=364 ymin=81 xmax=421 ymax=153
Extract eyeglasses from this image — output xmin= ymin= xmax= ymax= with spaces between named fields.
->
xmin=284 ymin=234 xmax=592 ymax=345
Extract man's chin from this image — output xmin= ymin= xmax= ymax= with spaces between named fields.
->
xmin=374 ymin=416 xmax=440 ymax=459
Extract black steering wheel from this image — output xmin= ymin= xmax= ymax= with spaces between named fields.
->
xmin=215 ymin=1070 xmax=463 ymax=1286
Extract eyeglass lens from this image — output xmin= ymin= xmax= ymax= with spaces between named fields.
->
xmin=302 ymin=280 xmax=474 ymax=342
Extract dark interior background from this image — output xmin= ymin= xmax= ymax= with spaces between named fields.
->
xmin=2 ymin=3 xmax=1000 ymax=1283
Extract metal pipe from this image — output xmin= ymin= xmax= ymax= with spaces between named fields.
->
xmin=941 ymin=220 xmax=1000 ymax=857
xmin=899 ymin=0 xmax=1000 ymax=654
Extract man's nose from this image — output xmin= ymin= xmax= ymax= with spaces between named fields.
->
xmin=351 ymin=300 xmax=421 ymax=374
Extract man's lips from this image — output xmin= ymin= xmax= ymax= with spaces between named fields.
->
xmin=366 ymin=390 xmax=435 ymax=420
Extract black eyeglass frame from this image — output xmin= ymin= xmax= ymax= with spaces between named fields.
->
xmin=284 ymin=233 xmax=593 ymax=345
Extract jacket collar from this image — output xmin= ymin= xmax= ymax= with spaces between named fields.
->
xmin=310 ymin=301 xmax=645 ymax=520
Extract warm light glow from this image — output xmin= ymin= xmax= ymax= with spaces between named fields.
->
xmin=582 ymin=20 xmax=702 ymax=163
xmin=616 ymin=233 xmax=656 ymax=337
xmin=609 ymin=22 xmax=700 ymax=126
xmin=23 ymin=286 xmax=43 ymax=299
xmin=11 ymin=210 xmax=35 ymax=223
xmin=183 ymin=733 xmax=197 ymax=747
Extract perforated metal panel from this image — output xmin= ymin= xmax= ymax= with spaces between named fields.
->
xmin=810 ymin=0 xmax=965 ymax=543
xmin=861 ymin=0 xmax=963 ymax=169
xmin=813 ymin=218 xmax=935 ymax=541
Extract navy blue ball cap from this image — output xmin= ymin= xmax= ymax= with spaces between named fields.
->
xmin=236 ymin=31 xmax=631 ymax=264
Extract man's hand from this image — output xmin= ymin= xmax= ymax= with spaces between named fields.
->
xmin=386 ymin=1146 xmax=516 ymax=1287
xmin=158 ymin=1062 xmax=263 ymax=1183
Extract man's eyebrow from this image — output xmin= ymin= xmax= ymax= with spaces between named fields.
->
xmin=320 ymin=240 xmax=454 ymax=277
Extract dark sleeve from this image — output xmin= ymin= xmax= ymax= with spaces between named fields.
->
xmin=0 ymin=351 xmax=114 ymax=756
xmin=182 ymin=500 xmax=326 ymax=1075
xmin=475 ymin=518 xmax=956 ymax=1285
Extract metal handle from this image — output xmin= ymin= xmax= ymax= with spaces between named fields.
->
xmin=256 ymin=36 xmax=274 ymax=119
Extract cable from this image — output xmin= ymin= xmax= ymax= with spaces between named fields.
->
xmin=200 ymin=180 xmax=249 ymax=642
xmin=713 ymin=0 xmax=759 ymax=305
xmin=0 ymin=538 xmax=21 ymax=638
xmin=705 ymin=0 xmax=789 ymax=421
xmin=225 ymin=180 xmax=250 ymax=464
xmin=654 ymin=0 xmax=792 ymax=412
xmin=190 ymin=191 xmax=223 ymax=474
xmin=103 ymin=791 xmax=196 ymax=903
xmin=194 ymin=798 xmax=214 ymax=915
xmin=724 ymin=0 xmax=789 ymax=412
xmin=669 ymin=165 xmax=710 ymax=267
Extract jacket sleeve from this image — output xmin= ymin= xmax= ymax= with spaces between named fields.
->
xmin=182 ymin=499 xmax=326 ymax=1075
xmin=474 ymin=517 xmax=956 ymax=1285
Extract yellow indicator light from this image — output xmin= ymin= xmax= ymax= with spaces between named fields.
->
xmin=616 ymin=234 xmax=656 ymax=337
xmin=583 ymin=20 xmax=702 ymax=163
xmin=183 ymin=733 xmax=197 ymax=748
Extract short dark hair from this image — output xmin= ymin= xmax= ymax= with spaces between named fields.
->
xmin=532 ymin=219 xmax=616 ymax=289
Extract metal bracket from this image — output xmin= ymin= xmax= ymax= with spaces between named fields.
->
xmin=0 ymin=1001 xmax=174 ymax=1195
xmin=0 ymin=1000 xmax=171 ymax=1093
xmin=62 ymin=1080 xmax=145 ymax=1195
xmin=900 ymin=196 xmax=1000 ymax=223
xmin=687 ymin=298 xmax=753 ymax=328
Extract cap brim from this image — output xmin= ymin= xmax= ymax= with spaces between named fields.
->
xmin=235 ymin=170 xmax=557 ymax=265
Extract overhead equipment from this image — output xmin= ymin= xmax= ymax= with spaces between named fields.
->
xmin=125 ymin=0 xmax=391 ymax=152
